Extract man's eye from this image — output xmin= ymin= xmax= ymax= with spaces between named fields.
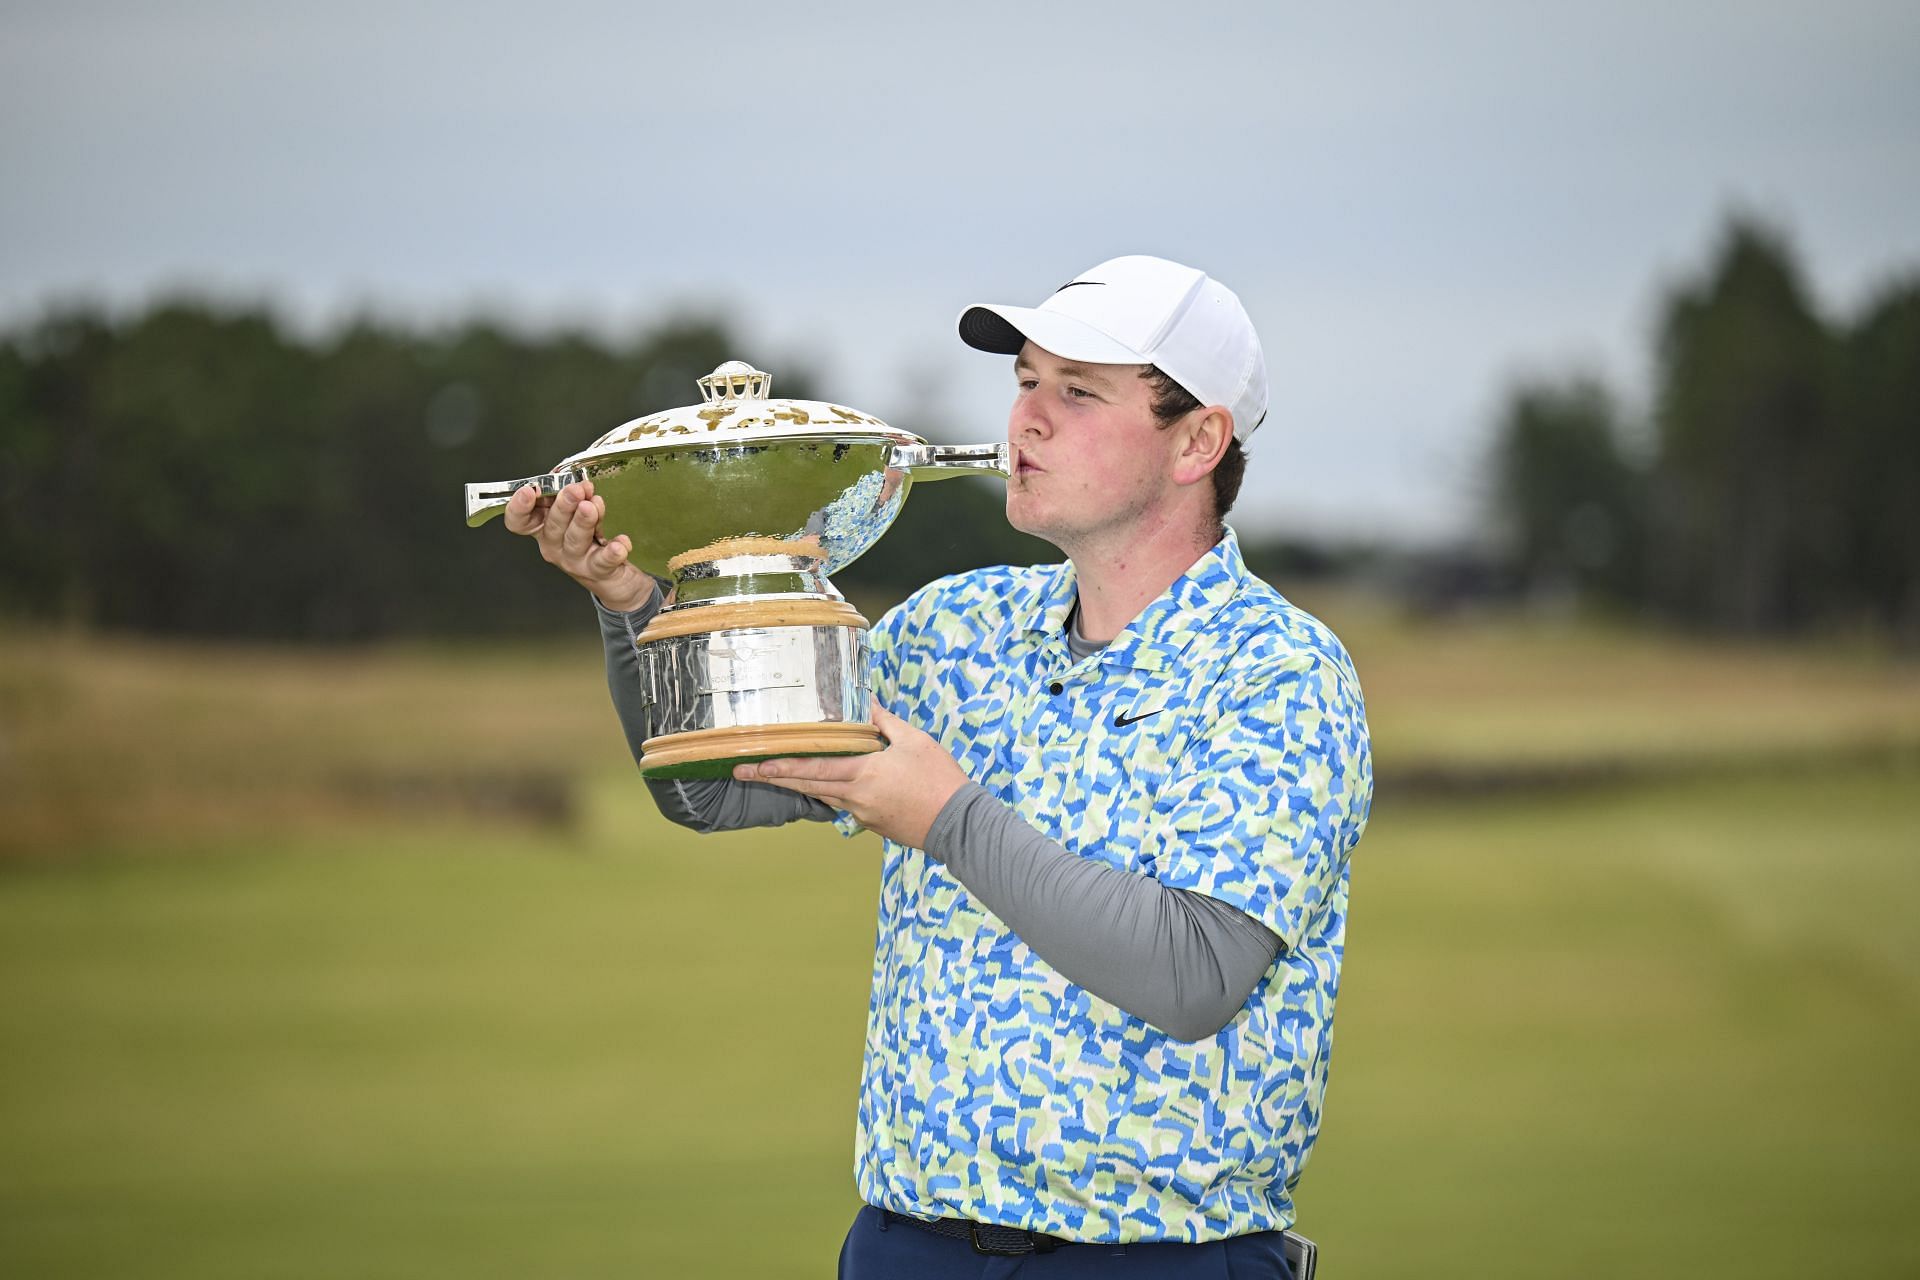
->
xmin=1016 ymin=378 xmax=1038 ymax=391
xmin=1066 ymin=386 xmax=1093 ymax=399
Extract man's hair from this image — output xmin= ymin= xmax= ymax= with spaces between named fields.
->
xmin=1140 ymin=366 xmax=1246 ymax=521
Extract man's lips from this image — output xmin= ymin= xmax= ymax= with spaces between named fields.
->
xmin=1014 ymin=449 xmax=1044 ymax=476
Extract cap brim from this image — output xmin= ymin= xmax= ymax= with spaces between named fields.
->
xmin=957 ymin=304 xmax=1149 ymax=366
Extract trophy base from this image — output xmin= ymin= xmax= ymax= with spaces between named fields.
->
xmin=638 ymin=721 xmax=884 ymax=780
xmin=634 ymin=595 xmax=876 ymax=780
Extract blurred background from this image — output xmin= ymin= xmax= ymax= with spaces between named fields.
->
xmin=3 ymin=3 xmax=1917 ymax=1276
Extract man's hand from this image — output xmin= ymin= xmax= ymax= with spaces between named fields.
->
xmin=734 ymin=700 xmax=969 ymax=848
xmin=502 ymin=479 xmax=655 ymax=613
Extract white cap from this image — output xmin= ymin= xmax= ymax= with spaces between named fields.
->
xmin=957 ymin=255 xmax=1268 ymax=441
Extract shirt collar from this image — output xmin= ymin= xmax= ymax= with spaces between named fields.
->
xmin=1009 ymin=556 xmax=1081 ymax=641
xmin=1010 ymin=526 xmax=1250 ymax=672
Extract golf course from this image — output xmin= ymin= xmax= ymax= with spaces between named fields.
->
xmin=4 ymin=597 xmax=1917 ymax=1277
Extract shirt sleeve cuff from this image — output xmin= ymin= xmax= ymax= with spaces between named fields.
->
xmin=922 ymin=781 xmax=1002 ymax=865
xmin=592 ymin=579 xmax=665 ymax=643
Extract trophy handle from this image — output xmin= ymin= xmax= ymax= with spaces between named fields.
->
xmin=464 ymin=469 xmax=589 ymax=527
xmin=888 ymin=442 xmax=1010 ymax=481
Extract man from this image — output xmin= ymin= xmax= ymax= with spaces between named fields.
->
xmin=506 ymin=256 xmax=1371 ymax=1277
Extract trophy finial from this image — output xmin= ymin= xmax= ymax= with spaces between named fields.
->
xmin=698 ymin=361 xmax=771 ymax=404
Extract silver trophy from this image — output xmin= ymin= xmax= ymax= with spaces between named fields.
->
xmin=465 ymin=361 xmax=1009 ymax=778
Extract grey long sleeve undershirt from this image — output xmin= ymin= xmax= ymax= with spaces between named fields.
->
xmin=598 ymin=590 xmax=1282 ymax=1041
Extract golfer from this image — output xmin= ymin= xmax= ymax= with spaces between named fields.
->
xmin=506 ymin=256 xmax=1371 ymax=1277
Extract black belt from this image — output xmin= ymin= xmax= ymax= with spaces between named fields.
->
xmin=885 ymin=1210 xmax=1070 ymax=1256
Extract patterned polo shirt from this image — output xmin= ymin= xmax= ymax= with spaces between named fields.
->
xmin=838 ymin=527 xmax=1372 ymax=1242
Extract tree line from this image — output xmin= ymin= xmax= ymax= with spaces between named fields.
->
xmin=1488 ymin=214 xmax=1920 ymax=641
xmin=0 ymin=306 xmax=1052 ymax=640
xmin=7 ymin=212 xmax=1909 ymax=645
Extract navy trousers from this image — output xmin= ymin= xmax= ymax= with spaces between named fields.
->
xmin=838 ymin=1206 xmax=1295 ymax=1279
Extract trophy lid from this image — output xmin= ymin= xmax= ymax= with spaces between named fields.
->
xmin=559 ymin=359 xmax=919 ymax=468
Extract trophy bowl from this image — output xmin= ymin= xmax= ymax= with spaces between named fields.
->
xmin=465 ymin=361 xmax=1008 ymax=779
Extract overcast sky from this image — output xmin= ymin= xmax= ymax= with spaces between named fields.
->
xmin=4 ymin=1 xmax=1917 ymax=544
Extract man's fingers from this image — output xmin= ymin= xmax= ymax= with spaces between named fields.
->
xmin=502 ymin=484 xmax=547 ymax=536
xmin=734 ymin=765 xmax=846 ymax=804
xmin=535 ymin=481 xmax=598 ymax=563
xmin=734 ymin=755 xmax=868 ymax=807
xmin=745 ymin=755 xmax=866 ymax=784
xmin=589 ymin=535 xmax=631 ymax=574
xmin=871 ymin=700 xmax=925 ymax=746
xmin=538 ymin=481 xmax=590 ymax=544
xmin=559 ymin=492 xmax=602 ymax=558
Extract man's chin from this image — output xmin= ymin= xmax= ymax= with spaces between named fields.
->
xmin=1005 ymin=493 xmax=1045 ymax=539
xmin=1005 ymin=501 xmax=1072 ymax=559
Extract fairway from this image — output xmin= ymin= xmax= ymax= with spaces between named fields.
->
xmin=4 ymin=622 xmax=1919 ymax=1277
xmin=3 ymin=762 xmax=1917 ymax=1278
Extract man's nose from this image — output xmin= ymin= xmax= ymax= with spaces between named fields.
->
xmin=1009 ymin=394 xmax=1051 ymax=439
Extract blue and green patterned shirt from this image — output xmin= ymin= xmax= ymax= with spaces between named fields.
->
xmin=841 ymin=527 xmax=1371 ymax=1241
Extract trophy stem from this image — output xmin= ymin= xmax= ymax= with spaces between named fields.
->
xmin=637 ymin=597 xmax=867 ymax=642
xmin=665 ymin=540 xmax=840 ymax=606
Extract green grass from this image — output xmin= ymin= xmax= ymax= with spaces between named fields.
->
xmin=2 ymin=620 xmax=1917 ymax=1276
xmin=3 ymin=765 xmax=1917 ymax=1278
xmin=1304 ymin=767 xmax=1920 ymax=1278
xmin=0 ymin=795 xmax=878 ymax=1278
xmin=1289 ymin=591 xmax=1920 ymax=777
xmin=7 ymin=611 xmax=1920 ymax=853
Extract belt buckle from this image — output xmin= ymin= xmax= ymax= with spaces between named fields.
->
xmin=968 ymin=1222 xmax=1032 ymax=1257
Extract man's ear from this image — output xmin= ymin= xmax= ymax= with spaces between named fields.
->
xmin=1172 ymin=407 xmax=1234 ymax=488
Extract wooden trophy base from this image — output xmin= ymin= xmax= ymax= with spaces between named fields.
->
xmin=638 ymin=721 xmax=884 ymax=780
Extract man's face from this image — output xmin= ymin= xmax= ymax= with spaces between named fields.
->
xmin=1005 ymin=341 xmax=1182 ymax=550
